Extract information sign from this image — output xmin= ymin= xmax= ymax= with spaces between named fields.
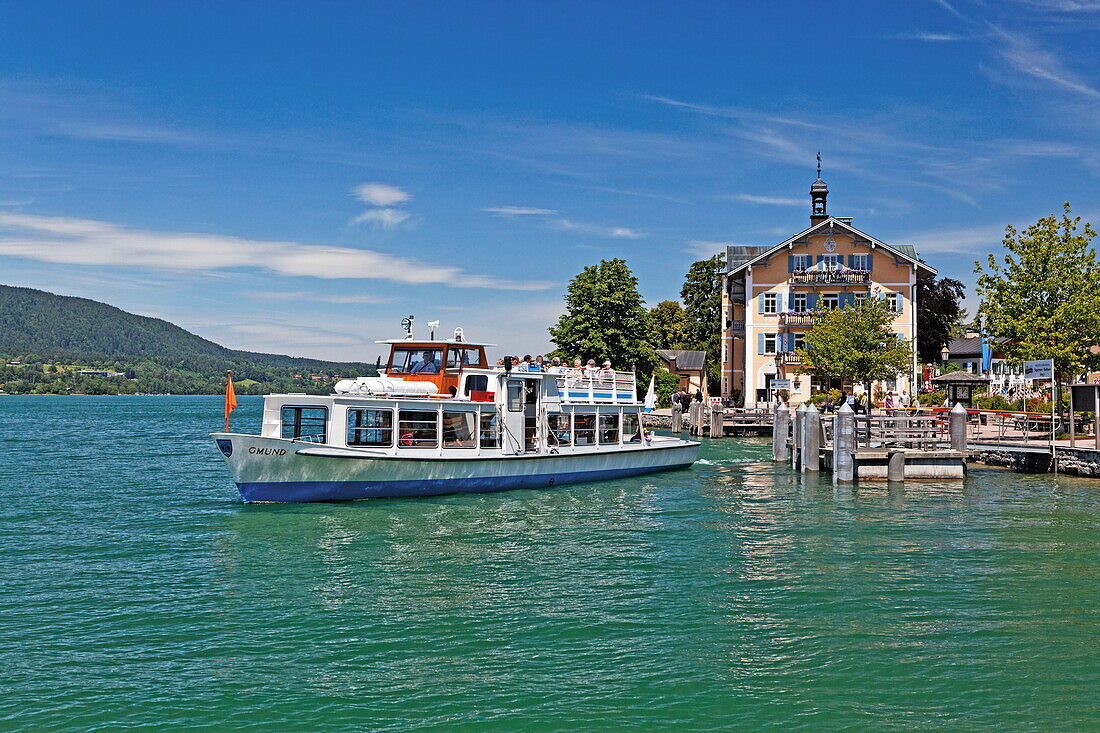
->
xmin=771 ymin=379 xmax=792 ymax=389
xmin=1024 ymin=359 xmax=1054 ymax=380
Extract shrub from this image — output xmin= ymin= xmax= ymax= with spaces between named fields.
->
xmin=917 ymin=390 xmax=946 ymax=407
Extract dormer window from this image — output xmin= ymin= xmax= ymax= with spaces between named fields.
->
xmin=821 ymin=254 xmax=841 ymax=271
xmin=850 ymin=253 xmax=870 ymax=270
xmin=792 ymin=254 xmax=811 ymax=271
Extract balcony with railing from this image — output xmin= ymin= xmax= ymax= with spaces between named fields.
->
xmin=779 ymin=312 xmax=821 ymax=326
xmin=730 ymin=319 xmax=745 ymax=336
xmin=777 ymin=351 xmax=801 ymax=365
xmin=790 ymin=268 xmax=870 ymax=285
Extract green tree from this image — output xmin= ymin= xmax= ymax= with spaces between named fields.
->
xmin=679 ymin=253 xmax=724 ymax=392
xmin=975 ymin=203 xmax=1100 ymax=409
xmin=795 ymin=298 xmax=914 ymax=395
xmin=549 ymin=258 xmax=657 ymax=376
xmin=915 ymin=275 xmax=966 ymax=363
xmin=649 ymin=300 xmax=688 ymax=350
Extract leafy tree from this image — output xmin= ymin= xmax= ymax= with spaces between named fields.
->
xmin=549 ymin=258 xmax=657 ymax=376
xmin=652 ymin=369 xmax=682 ymax=408
xmin=679 ymin=253 xmax=724 ymax=392
xmin=915 ymin=275 xmax=965 ymax=363
xmin=974 ymin=203 xmax=1100 ymax=396
xmin=795 ymin=298 xmax=914 ymax=395
xmin=649 ymin=300 xmax=688 ymax=350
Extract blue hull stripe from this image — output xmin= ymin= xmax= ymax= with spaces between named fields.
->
xmin=236 ymin=463 xmax=691 ymax=502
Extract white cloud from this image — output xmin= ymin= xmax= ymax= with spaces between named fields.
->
xmin=353 ymin=182 xmax=410 ymax=207
xmin=551 ymin=219 xmax=643 ymax=239
xmin=246 ymin=290 xmax=396 ymax=305
xmin=732 ymin=194 xmax=804 ymax=206
xmin=482 ymin=206 xmax=558 ymax=216
xmin=350 ymin=208 xmax=410 ymax=228
xmin=0 ymin=212 xmax=553 ymax=290
xmin=987 ymin=24 xmax=1100 ymax=100
xmin=686 ymin=240 xmax=733 ymax=257
xmin=890 ymin=32 xmax=969 ymax=41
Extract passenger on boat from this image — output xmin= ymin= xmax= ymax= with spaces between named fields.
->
xmin=528 ymin=355 xmax=542 ymax=373
xmin=584 ymin=359 xmax=599 ymax=378
xmin=533 ymin=355 xmax=545 ymax=372
xmin=410 ymin=349 xmax=440 ymax=373
xmin=597 ymin=361 xmax=615 ymax=383
xmin=546 ymin=357 xmax=566 ymax=374
xmin=569 ymin=358 xmax=584 ymax=377
xmin=516 ymin=355 xmax=531 ymax=372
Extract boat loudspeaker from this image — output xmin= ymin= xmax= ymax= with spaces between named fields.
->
xmin=454 ymin=327 xmax=464 ymax=342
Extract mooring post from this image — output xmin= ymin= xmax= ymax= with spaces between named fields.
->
xmin=834 ymin=402 xmax=855 ymax=484
xmin=772 ymin=404 xmax=790 ymax=462
xmin=802 ymin=402 xmax=821 ymax=472
xmin=709 ymin=403 xmax=724 ymax=439
xmin=887 ymin=450 xmax=905 ymax=482
xmin=949 ymin=402 xmax=968 ymax=452
xmin=792 ymin=402 xmax=805 ymax=471
xmin=671 ymin=404 xmax=683 ymax=434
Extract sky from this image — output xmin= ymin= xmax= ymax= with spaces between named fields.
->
xmin=1 ymin=0 xmax=1098 ymax=362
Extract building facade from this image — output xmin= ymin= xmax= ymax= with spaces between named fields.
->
xmin=721 ymin=173 xmax=936 ymax=407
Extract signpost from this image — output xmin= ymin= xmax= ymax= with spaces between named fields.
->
xmin=1023 ymin=359 xmax=1054 ymax=381
xmin=771 ymin=379 xmax=792 ymax=390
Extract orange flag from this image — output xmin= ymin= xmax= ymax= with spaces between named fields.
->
xmin=224 ymin=370 xmax=238 ymax=432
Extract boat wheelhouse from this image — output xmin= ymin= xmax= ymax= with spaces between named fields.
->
xmin=212 ymin=332 xmax=699 ymax=502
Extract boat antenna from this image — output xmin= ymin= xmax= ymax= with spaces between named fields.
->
xmin=428 ymin=320 xmax=440 ymax=339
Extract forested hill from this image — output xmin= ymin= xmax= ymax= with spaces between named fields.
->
xmin=0 ymin=284 xmax=377 ymax=395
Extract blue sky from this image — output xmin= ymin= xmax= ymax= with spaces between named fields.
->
xmin=1 ymin=0 xmax=1098 ymax=361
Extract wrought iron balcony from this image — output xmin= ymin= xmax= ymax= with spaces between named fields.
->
xmin=779 ymin=312 xmax=820 ymax=326
xmin=730 ymin=320 xmax=745 ymax=336
xmin=790 ymin=269 xmax=870 ymax=285
xmin=777 ymin=351 xmax=801 ymax=365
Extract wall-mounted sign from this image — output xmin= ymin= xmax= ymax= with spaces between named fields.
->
xmin=771 ymin=379 xmax=792 ymax=389
xmin=1023 ymin=359 xmax=1054 ymax=380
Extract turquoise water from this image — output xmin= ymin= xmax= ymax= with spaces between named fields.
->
xmin=2 ymin=395 xmax=1098 ymax=731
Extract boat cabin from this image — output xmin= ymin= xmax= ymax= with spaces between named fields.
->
xmin=378 ymin=338 xmax=491 ymax=397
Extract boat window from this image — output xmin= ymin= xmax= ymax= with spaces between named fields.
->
xmin=599 ymin=412 xmax=620 ymax=444
xmin=622 ymin=412 xmax=641 ymax=443
xmin=390 ymin=348 xmax=442 ymax=374
xmin=465 ymin=374 xmax=489 ymax=394
xmin=280 ymin=406 xmax=327 ymax=442
xmin=507 ymin=380 xmax=524 ymax=412
xmin=442 ymin=411 xmax=477 ymax=448
xmin=548 ymin=413 xmax=571 ymax=446
xmin=447 ymin=348 xmax=482 ymax=369
xmin=573 ymin=413 xmax=596 ymax=446
xmin=398 ymin=410 xmax=438 ymax=448
xmin=479 ymin=410 xmax=500 ymax=448
xmin=346 ymin=408 xmax=392 ymax=447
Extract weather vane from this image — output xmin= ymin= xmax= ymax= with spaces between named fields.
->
xmin=817 ymin=151 xmax=822 ymax=179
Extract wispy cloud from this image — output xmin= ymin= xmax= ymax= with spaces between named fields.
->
xmin=351 ymin=208 xmax=410 ymax=227
xmin=686 ymin=240 xmax=734 ymax=257
xmin=353 ymin=182 xmax=410 ymax=206
xmin=0 ymin=212 xmax=553 ymax=290
xmin=350 ymin=182 xmax=412 ymax=228
xmin=551 ymin=219 xmax=642 ymax=239
xmin=482 ymin=206 xmax=558 ymax=216
xmin=986 ymin=23 xmax=1100 ymax=100
xmin=889 ymin=32 xmax=969 ymax=41
xmin=731 ymin=193 xmax=804 ymax=206
xmin=246 ymin=290 xmax=396 ymax=305
xmin=482 ymin=205 xmax=642 ymax=238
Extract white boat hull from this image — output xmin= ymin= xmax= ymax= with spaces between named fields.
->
xmin=211 ymin=433 xmax=699 ymax=502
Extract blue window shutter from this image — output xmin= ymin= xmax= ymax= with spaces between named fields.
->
xmin=757 ymin=333 xmax=765 ymax=354
xmin=847 ymin=254 xmax=856 ymax=268
xmin=757 ymin=294 xmax=765 ymax=313
xmin=807 ymin=293 xmax=818 ymax=309
xmin=839 ymin=293 xmax=852 ymax=309
xmin=816 ymin=255 xmax=824 ymax=267
xmin=788 ymin=255 xmax=795 ymax=273
xmin=776 ymin=293 xmax=785 ymax=312
xmin=866 ymin=253 xmax=873 ymax=271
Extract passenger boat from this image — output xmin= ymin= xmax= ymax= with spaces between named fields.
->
xmin=211 ymin=329 xmax=699 ymax=502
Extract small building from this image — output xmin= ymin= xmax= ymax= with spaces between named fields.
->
xmin=939 ymin=335 xmax=1024 ymax=391
xmin=930 ymin=370 xmax=990 ymax=408
xmin=656 ymin=349 xmax=708 ymax=397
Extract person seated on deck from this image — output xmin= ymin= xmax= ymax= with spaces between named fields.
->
xmin=584 ymin=359 xmax=599 ymax=379
xmin=410 ymin=349 xmax=440 ymax=373
xmin=516 ymin=355 xmax=531 ymax=372
xmin=568 ymin=358 xmax=584 ymax=377
xmin=546 ymin=357 xmax=566 ymax=374
xmin=597 ymin=360 xmax=615 ymax=383
xmin=529 ymin=355 xmax=543 ymax=373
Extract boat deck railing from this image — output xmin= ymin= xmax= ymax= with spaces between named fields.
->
xmin=557 ymin=372 xmax=637 ymax=404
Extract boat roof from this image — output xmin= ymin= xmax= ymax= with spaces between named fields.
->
xmin=374 ymin=338 xmax=497 ymax=346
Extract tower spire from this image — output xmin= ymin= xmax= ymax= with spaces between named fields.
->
xmin=810 ymin=153 xmax=828 ymax=224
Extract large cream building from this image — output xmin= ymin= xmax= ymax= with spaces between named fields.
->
xmin=721 ymin=172 xmax=936 ymax=406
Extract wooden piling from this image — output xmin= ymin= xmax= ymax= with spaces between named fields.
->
xmin=772 ymin=405 xmax=790 ymax=462
xmin=833 ymin=402 xmax=855 ymax=483
xmin=709 ymin=404 xmax=724 ymax=439
xmin=802 ymin=402 xmax=821 ymax=472
xmin=671 ymin=404 xmax=683 ymax=433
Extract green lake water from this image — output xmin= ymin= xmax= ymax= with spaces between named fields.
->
xmin=1 ymin=395 xmax=1098 ymax=731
